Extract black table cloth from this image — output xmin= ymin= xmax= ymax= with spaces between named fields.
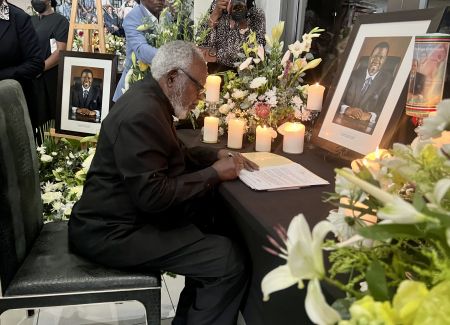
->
xmin=177 ymin=129 xmax=345 ymax=325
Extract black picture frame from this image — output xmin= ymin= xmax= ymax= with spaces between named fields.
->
xmin=56 ymin=50 xmax=117 ymax=137
xmin=312 ymin=7 xmax=449 ymax=161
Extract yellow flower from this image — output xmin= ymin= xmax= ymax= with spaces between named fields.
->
xmin=393 ymin=280 xmax=429 ymax=325
xmin=138 ymin=61 xmax=149 ymax=72
xmin=413 ymin=281 xmax=450 ymax=325
xmin=341 ymin=295 xmax=396 ymax=325
xmin=271 ymin=21 xmax=285 ymax=45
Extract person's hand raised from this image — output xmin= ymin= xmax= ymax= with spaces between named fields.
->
xmin=210 ymin=0 xmax=228 ymax=23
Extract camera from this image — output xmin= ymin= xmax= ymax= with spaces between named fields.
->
xmin=229 ymin=0 xmax=247 ymax=22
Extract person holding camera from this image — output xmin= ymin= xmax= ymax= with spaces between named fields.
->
xmin=200 ymin=0 xmax=265 ymax=73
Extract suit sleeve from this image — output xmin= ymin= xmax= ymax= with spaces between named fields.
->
xmin=113 ymin=111 xmax=220 ymax=214
xmin=0 ymin=14 xmax=43 ymax=80
xmin=123 ymin=12 xmax=157 ymax=64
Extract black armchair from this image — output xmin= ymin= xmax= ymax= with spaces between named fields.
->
xmin=0 ymin=80 xmax=161 ymax=324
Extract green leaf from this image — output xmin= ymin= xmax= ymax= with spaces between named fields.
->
xmin=358 ymin=223 xmax=426 ymax=241
xmin=366 ymin=260 xmax=390 ymax=301
xmin=413 ymin=191 xmax=426 ymax=211
xmin=331 ymin=297 xmax=356 ymax=320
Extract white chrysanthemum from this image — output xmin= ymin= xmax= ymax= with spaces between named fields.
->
xmin=69 ymin=185 xmax=84 ymax=200
xmin=326 ymin=209 xmax=357 ymax=242
xmin=52 ymin=201 xmax=63 ymax=212
xmin=267 ymin=96 xmax=278 ymax=107
xmin=219 ymin=104 xmax=230 ymax=115
xmin=291 ymin=96 xmax=303 ymax=109
xmin=40 ymin=154 xmax=53 ymax=163
xmin=250 ymin=77 xmax=268 ymax=89
xmin=43 ymin=182 xmax=64 ymax=193
xmin=232 ymin=89 xmax=248 ymax=100
xmin=265 ymin=88 xmax=277 ymax=98
xmin=37 ymin=146 xmax=46 ymax=154
xmin=42 ymin=191 xmax=63 ymax=204
xmin=247 ymin=93 xmax=258 ymax=104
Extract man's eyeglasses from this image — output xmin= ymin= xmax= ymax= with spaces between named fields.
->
xmin=178 ymin=68 xmax=206 ymax=95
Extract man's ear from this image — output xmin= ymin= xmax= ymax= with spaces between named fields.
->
xmin=166 ymin=70 xmax=178 ymax=89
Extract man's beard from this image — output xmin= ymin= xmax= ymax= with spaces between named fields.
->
xmin=168 ymin=80 xmax=190 ymax=120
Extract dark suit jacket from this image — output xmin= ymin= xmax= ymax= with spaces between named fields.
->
xmin=341 ymin=67 xmax=393 ymax=118
xmin=0 ymin=3 xmax=43 ymax=81
xmin=70 ymin=83 xmax=102 ymax=111
xmin=68 ymin=74 xmax=221 ymax=268
xmin=409 ymin=71 xmax=425 ymax=95
xmin=0 ymin=3 xmax=44 ymax=130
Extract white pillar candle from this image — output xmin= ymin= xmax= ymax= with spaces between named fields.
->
xmin=205 ymin=75 xmax=221 ymax=103
xmin=255 ymin=125 xmax=276 ymax=152
xmin=203 ymin=116 xmax=219 ymax=143
xmin=281 ymin=122 xmax=305 ymax=154
xmin=306 ymin=83 xmax=325 ymax=111
xmin=227 ymin=118 xmax=245 ymax=149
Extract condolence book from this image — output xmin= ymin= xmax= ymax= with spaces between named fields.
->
xmin=239 ymin=152 xmax=329 ymax=191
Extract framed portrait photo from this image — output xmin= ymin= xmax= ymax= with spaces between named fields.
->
xmin=312 ymin=7 xmax=449 ymax=160
xmin=56 ymin=51 xmax=117 ymax=136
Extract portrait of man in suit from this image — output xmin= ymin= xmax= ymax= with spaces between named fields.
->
xmin=408 ymin=58 xmax=426 ymax=96
xmin=69 ymin=68 xmax=102 ymax=123
xmin=333 ymin=41 xmax=394 ymax=134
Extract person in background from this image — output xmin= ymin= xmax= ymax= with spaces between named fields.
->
xmin=200 ymin=0 xmax=265 ymax=73
xmin=69 ymin=41 xmax=257 ymax=324
xmin=119 ymin=0 xmax=135 ymax=19
xmin=0 ymin=0 xmax=44 ymax=138
xmin=30 ymin=0 xmax=69 ymax=132
xmin=112 ymin=0 xmax=166 ymax=102
xmin=103 ymin=4 xmax=123 ymax=36
xmin=56 ymin=0 xmax=71 ymax=20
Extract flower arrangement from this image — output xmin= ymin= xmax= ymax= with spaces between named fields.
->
xmin=197 ymin=22 xmax=323 ymax=139
xmin=124 ymin=0 xmax=210 ymax=88
xmin=37 ymin=136 xmax=97 ymax=222
xmin=72 ymin=30 xmax=84 ymax=51
xmin=261 ymin=99 xmax=450 ymax=324
xmin=105 ymin=33 xmax=126 ymax=59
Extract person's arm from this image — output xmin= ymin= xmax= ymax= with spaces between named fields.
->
xmin=45 ymin=16 xmax=69 ymax=71
xmin=199 ymin=0 xmax=227 ymax=48
xmin=114 ymin=112 xmax=223 ymax=213
xmin=0 ymin=13 xmax=43 ymax=80
xmin=123 ymin=10 xmax=157 ymax=64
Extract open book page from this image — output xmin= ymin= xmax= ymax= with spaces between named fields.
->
xmin=239 ymin=152 xmax=329 ymax=191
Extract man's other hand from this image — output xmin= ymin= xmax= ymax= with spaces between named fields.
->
xmin=76 ymin=108 xmax=96 ymax=116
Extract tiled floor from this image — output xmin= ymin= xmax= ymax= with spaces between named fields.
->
xmin=0 ymin=275 xmax=184 ymax=325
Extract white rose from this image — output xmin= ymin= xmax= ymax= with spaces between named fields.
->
xmin=219 ymin=104 xmax=230 ymax=115
xmin=250 ymin=77 xmax=268 ymax=89
xmin=40 ymin=154 xmax=53 ymax=163
xmin=232 ymin=89 xmax=248 ymax=100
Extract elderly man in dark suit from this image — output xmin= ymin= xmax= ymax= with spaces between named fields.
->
xmin=335 ymin=42 xmax=393 ymax=129
xmin=69 ymin=40 xmax=257 ymax=325
xmin=70 ymin=68 xmax=102 ymax=121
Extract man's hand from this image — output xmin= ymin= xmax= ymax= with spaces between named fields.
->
xmin=217 ymin=149 xmax=259 ymax=171
xmin=344 ymin=107 xmax=371 ymax=121
xmin=76 ymin=108 xmax=96 ymax=116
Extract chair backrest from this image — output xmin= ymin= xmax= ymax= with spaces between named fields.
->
xmin=355 ymin=56 xmax=402 ymax=78
xmin=0 ymin=80 xmax=43 ymax=296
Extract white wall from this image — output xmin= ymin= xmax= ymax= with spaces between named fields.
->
xmin=193 ymin=0 xmax=281 ymax=35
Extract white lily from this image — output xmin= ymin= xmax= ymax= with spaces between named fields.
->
xmin=239 ymin=57 xmax=253 ymax=71
xmin=417 ymin=99 xmax=450 ymax=139
xmin=337 ymin=169 xmax=430 ymax=224
xmin=306 ymin=279 xmax=341 ymax=325
xmin=261 ymin=214 xmax=338 ymax=324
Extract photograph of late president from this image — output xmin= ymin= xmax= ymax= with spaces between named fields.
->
xmin=333 ymin=37 xmax=410 ymax=134
xmin=69 ymin=67 xmax=103 ymax=123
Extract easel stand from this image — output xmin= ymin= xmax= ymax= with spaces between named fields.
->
xmin=47 ymin=128 xmax=92 ymax=149
xmin=66 ymin=0 xmax=106 ymax=53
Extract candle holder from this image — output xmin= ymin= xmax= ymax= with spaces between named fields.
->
xmin=304 ymin=109 xmax=321 ymax=143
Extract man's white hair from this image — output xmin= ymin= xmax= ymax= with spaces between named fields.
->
xmin=151 ymin=41 xmax=204 ymax=80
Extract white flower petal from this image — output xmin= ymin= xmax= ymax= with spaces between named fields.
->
xmin=261 ymin=265 xmax=299 ymax=301
xmin=377 ymin=197 xmax=427 ymax=224
xmin=305 ymin=279 xmax=341 ymax=325
xmin=434 ymin=178 xmax=450 ymax=205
